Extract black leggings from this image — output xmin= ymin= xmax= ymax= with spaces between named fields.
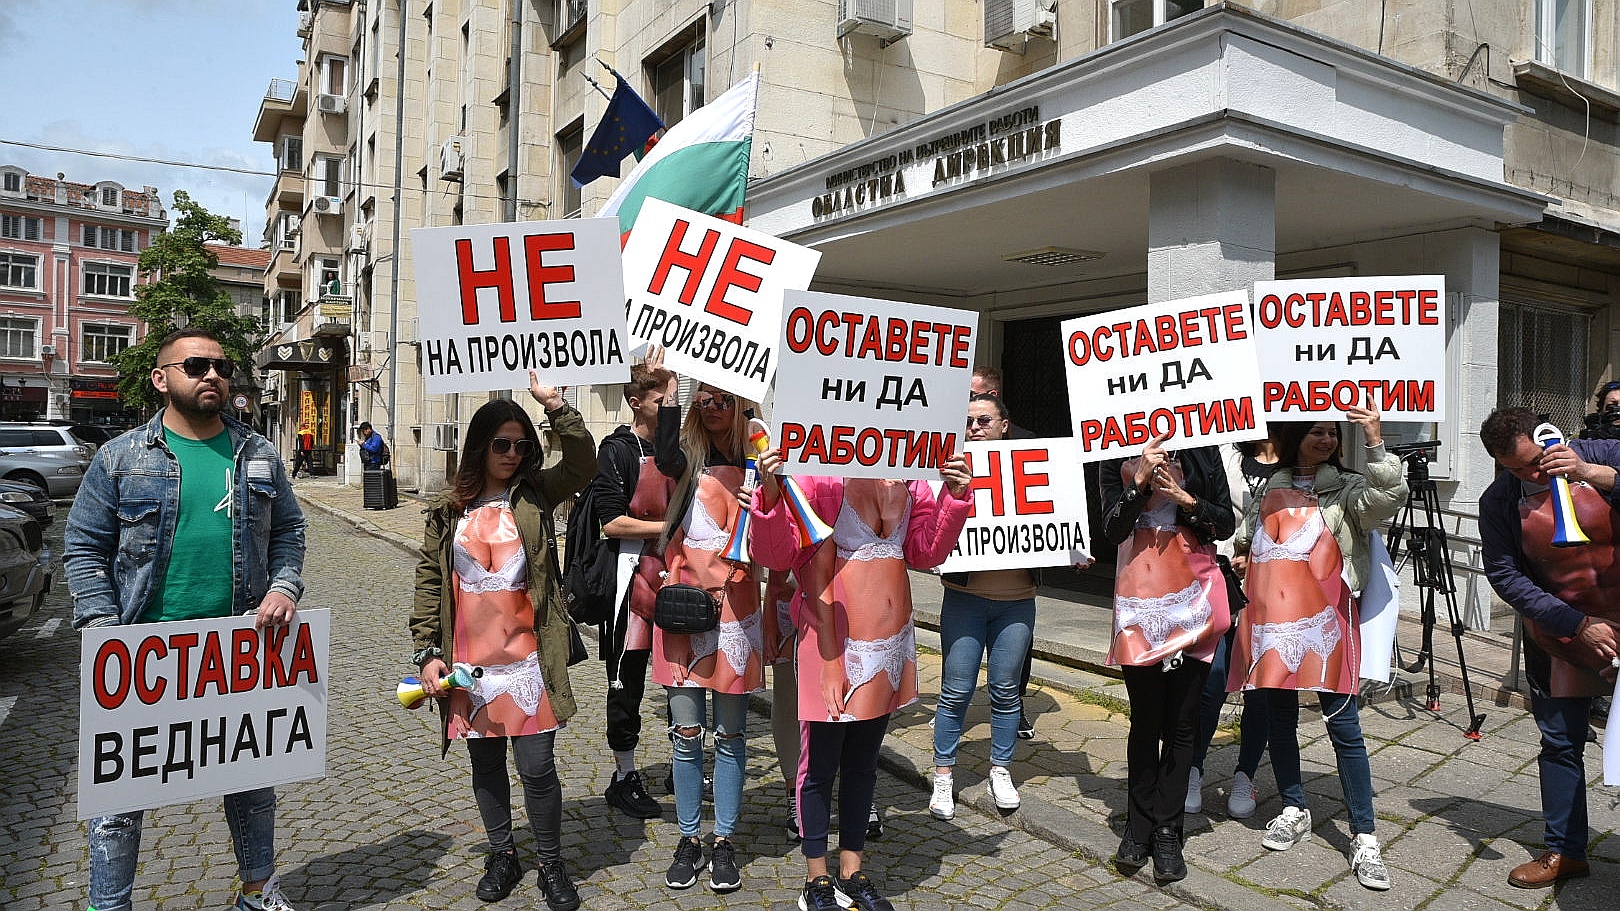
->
xmin=467 ymin=732 xmax=562 ymax=862
xmin=1120 ymin=661 xmax=1209 ymax=843
xmin=797 ymin=715 xmax=889 ymax=860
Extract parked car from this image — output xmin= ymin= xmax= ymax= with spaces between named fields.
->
xmin=0 ymin=478 xmax=54 ymax=525
xmin=0 ymin=424 xmax=93 ymax=497
xmin=63 ymin=423 xmax=122 ymax=449
xmin=0 ymin=502 xmax=53 ymax=641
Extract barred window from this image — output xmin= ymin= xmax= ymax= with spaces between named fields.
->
xmin=1497 ymin=298 xmax=1591 ymax=434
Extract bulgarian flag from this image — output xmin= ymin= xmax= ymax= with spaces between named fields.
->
xmin=600 ymin=71 xmax=759 ymax=238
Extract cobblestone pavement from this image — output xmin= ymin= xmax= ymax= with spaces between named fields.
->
xmin=1 ymin=501 xmax=1199 ymax=911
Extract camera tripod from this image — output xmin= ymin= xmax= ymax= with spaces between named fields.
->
xmin=1382 ymin=440 xmax=1486 ymax=740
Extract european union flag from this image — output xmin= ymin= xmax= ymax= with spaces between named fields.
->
xmin=571 ymin=73 xmax=665 ymax=188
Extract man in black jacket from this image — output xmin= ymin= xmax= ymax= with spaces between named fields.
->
xmin=596 ymin=361 xmax=682 ymax=818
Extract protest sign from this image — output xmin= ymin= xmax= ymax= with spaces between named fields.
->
xmin=622 ymin=199 xmax=820 ymax=402
xmin=1062 ymin=291 xmax=1266 ymax=463
xmin=936 ymin=438 xmax=1090 ymax=573
xmin=77 ymin=610 xmax=330 ymax=819
xmin=1253 ymin=276 xmax=1446 ymax=420
xmin=411 ymin=218 xmax=629 ymax=394
xmin=771 ymin=290 xmax=977 ymax=481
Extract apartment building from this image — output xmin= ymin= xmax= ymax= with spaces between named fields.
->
xmin=0 ymin=165 xmax=166 ymax=426
xmin=251 ymin=0 xmax=1618 ymax=622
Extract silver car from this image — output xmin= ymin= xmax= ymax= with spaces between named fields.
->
xmin=0 ymin=426 xmax=91 ymax=497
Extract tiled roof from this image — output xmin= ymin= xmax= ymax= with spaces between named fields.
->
xmin=206 ymin=244 xmax=272 ymax=268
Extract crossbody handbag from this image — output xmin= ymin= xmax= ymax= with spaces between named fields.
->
xmin=653 ymin=583 xmax=721 ymax=634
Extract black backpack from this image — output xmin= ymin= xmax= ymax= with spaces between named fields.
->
xmin=563 ymin=482 xmax=618 ymax=625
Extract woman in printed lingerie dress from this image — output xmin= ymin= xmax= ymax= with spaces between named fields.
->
xmin=408 ymin=375 xmax=596 ymax=911
xmin=1228 ymin=405 xmax=1406 ymax=891
xmin=751 ymin=446 xmax=972 ymax=911
xmin=654 ymin=384 xmax=777 ymax=894
xmin=1099 ymin=431 xmax=1235 ymax=884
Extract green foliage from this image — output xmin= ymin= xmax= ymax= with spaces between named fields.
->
xmin=109 ymin=191 xmax=264 ymax=411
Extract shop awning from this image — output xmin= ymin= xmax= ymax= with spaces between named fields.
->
xmin=255 ymin=338 xmax=348 ymax=371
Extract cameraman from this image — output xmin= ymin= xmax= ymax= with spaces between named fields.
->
xmin=1578 ymin=380 xmax=1620 ymax=441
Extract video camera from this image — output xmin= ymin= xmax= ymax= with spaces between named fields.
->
xmin=1582 ymin=404 xmax=1620 ymax=440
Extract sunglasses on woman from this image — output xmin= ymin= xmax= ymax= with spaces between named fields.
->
xmin=159 ymin=356 xmax=236 ymax=379
xmin=693 ymin=393 xmax=735 ymax=411
xmin=488 ymin=437 xmax=535 ymax=456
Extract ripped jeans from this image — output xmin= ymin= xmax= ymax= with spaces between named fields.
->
xmin=89 ymin=787 xmax=277 ymax=911
xmin=666 ymin=687 xmax=749 ymax=839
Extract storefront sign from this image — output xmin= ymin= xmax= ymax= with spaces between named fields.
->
xmin=1062 ymin=291 xmax=1267 ymax=462
xmin=935 ymin=437 xmax=1090 ymax=573
xmin=771 ymin=290 xmax=977 ymax=481
xmin=622 ymin=200 xmax=820 ymax=402
xmin=812 ymin=105 xmax=1062 ymax=222
xmin=1251 ymin=276 xmax=1446 ymax=420
xmin=71 ymin=379 xmax=120 ymax=401
xmin=411 ymin=217 xmax=629 ymax=394
xmin=77 ymin=610 xmax=330 ymax=819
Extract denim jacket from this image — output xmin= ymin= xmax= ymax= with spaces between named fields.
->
xmin=65 ymin=410 xmax=307 ymax=628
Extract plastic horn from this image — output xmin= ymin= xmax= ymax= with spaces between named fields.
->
xmin=1531 ymin=422 xmax=1590 ymax=547
xmin=745 ymin=419 xmax=832 ymax=547
xmin=721 ymin=454 xmax=757 ymax=563
xmin=396 ymin=662 xmax=483 ymax=709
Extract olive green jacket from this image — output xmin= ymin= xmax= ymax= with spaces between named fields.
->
xmin=408 ymin=405 xmax=596 ymax=752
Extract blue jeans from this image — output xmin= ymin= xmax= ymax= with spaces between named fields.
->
xmin=667 ymin=687 xmax=748 ymax=839
xmin=1260 ymin=689 xmax=1375 ymax=835
xmin=89 ymin=787 xmax=277 ymax=911
xmin=1530 ymin=692 xmax=1591 ymax=860
xmin=933 ymin=589 xmax=1035 ymax=767
xmin=1192 ymin=628 xmax=1269 ymax=776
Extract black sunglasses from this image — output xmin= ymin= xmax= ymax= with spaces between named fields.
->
xmin=489 ymin=436 xmax=535 ymax=457
xmin=159 ymin=356 xmax=235 ymax=379
xmin=967 ymin=415 xmax=999 ymax=427
xmin=693 ymin=393 xmax=735 ymax=411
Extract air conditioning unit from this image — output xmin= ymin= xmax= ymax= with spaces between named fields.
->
xmin=347 ymin=223 xmax=369 ymax=253
xmin=439 ymin=136 xmax=466 ymax=182
xmin=430 ymin=422 xmax=460 ymax=451
xmin=39 ymin=344 xmax=56 ymax=357
xmin=296 ymin=10 xmax=313 ymax=36
xmin=285 ymin=214 xmax=301 ymax=235
xmin=984 ymin=0 xmax=1056 ymax=51
xmin=316 ymin=93 xmax=348 ymax=115
xmin=312 ymin=195 xmax=343 ymax=216
xmin=837 ymin=0 xmax=913 ymax=42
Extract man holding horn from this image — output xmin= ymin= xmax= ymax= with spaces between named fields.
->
xmin=1479 ymin=406 xmax=1620 ymax=889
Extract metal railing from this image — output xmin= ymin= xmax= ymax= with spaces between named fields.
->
xmin=265 ymin=79 xmax=296 ymax=103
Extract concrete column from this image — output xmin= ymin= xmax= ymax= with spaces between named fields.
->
xmin=1147 ymin=159 xmax=1276 ymax=304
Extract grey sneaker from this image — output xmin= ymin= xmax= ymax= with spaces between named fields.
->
xmin=1262 ymin=807 xmax=1312 ymax=851
xmin=1184 ymin=766 xmax=1203 ymax=814
xmin=1350 ymin=834 xmax=1391 ymax=891
xmin=1226 ymin=770 xmax=1258 ymax=819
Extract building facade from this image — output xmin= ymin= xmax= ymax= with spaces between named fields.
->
xmin=0 ymin=165 xmax=166 ymax=426
xmin=252 ymin=0 xmax=1620 ymax=625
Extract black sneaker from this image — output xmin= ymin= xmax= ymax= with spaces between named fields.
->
xmin=605 ymin=770 xmax=664 ymax=819
xmin=1017 ymin=711 xmax=1036 ymax=740
xmin=708 ymin=838 xmax=741 ymax=892
xmin=476 ymin=850 xmax=522 ymax=902
xmin=841 ymin=870 xmax=896 ymax=911
xmin=799 ymin=874 xmax=849 ymax=911
xmin=866 ymin=805 xmax=883 ymax=839
xmin=786 ymin=794 xmax=801 ymax=842
xmin=1114 ymin=837 xmax=1149 ymax=873
xmin=537 ymin=860 xmax=581 ymax=911
xmin=1151 ymin=827 xmax=1187 ymax=883
xmin=664 ymin=837 xmax=706 ymax=889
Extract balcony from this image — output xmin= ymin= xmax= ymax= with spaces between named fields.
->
xmin=313 ymin=293 xmax=352 ymax=338
xmin=252 ymin=76 xmax=307 ymax=143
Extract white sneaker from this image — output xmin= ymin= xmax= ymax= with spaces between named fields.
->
xmin=1262 ymin=807 xmax=1312 ymax=851
xmin=231 ymin=875 xmax=297 ymax=911
xmin=1350 ymin=834 xmax=1391 ymax=891
xmin=988 ymin=766 xmax=1021 ymax=810
xmin=1184 ymin=766 xmax=1203 ymax=814
xmin=928 ymin=772 xmax=955 ymax=819
xmin=1226 ymin=771 xmax=1258 ymax=819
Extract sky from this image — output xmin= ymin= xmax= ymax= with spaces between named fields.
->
xmin=0 ymin=0 xmax=305 ymax=244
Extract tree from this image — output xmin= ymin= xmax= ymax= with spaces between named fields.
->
xmin=110 ymin=191 xmax=264 ymax=411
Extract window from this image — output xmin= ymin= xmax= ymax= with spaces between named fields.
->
xmin=315 ymin=258 xmax=341 ymax=297
xmin=101 ymin=186 xmax=120 ymax=207
xmin=1497 ymin=298 xmax=1591 ymax=433
xmin=0 ymin=252 xmax=38 ymax=289
xmin=1111 ymin=0 xmax=1202 ymax=41
xmin=81 ymin=323 xmax=133 ymax=363
xmin=0 ymin=317 xmax=38 ymax=358
xmin=323 ymin=55 xmax=349 ymax=95
xmin=83 ymin=262 xmax=134 ymax=298
xmin=279 ymin=135 xmax=303 ymax=172
xmin=0 ymin=215 xmax=41 ymax=241
xmin=81 ymin=226 xmax=136 ymax=251
xmin=1535 ymin=0 xmax=1588 ymax=77
xmin=274 ymin=289 xmax=302 ymax=324
xmin=314 ymin=155 xmax=343 ymax=198
xmin=556 ymin=122 xmax=583 ymax=218
xmin=1 ymin=172 xmax=19 ymax=193
xmin=650 ymin=30 xmax=706 ymax=128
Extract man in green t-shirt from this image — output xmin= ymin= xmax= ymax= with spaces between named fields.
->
xmin=66 ymin=328 xmax=306 ymax=911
